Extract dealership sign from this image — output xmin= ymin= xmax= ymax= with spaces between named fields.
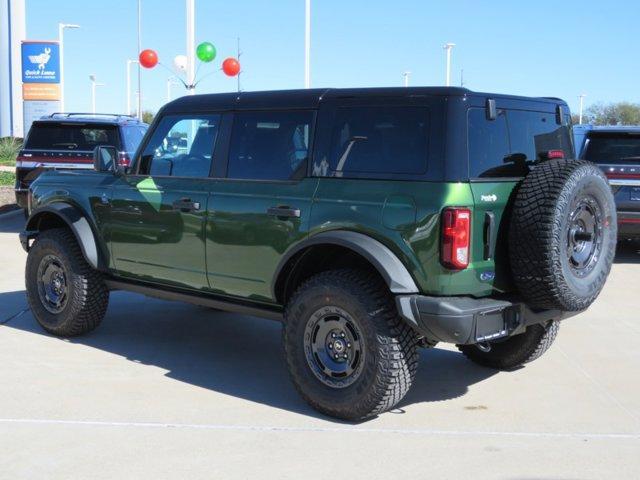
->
xmin=21 ymin=41 xmax=60 ymax=83
xmin=21 ymin=40 xmax=61 ymax=135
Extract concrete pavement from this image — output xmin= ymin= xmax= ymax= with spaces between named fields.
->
xmin=0 ymin=208 xmax=639 ymax=479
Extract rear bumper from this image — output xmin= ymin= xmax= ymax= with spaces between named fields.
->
xmin=396 ymin=294 xmax=578 ymax=345
xmin=617 ymin=211 xmax=640 ymax=238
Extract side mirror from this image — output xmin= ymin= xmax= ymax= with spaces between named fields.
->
xmin=93 ymin=146 xmax=118 ymax=174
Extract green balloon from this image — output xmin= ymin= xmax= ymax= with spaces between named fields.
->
xmin=196 ymin=42 xmax=216 ymax=62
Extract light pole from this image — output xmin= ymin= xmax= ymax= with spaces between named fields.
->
xmin=304 ymin=0 xmax=311 ymax=88
xmin=58 ymin=23 xmax=80 ymax=112
xmin=578 ymin=93 xmax=587 ymax=124
xmin=443 ymin=42 xmax=455 ymax=87
xmin=166 ymin=76 xmax=180 ymax=102
xmin=137 ymin=0 xmax=142 ymax=118
xmin=186 ymin=0 xmax=195 ymax=95
xmin=126 ymin=59 xmax=138 ymax=116
xmin=89 ymin=74 xmax=105 ymax=114
xmin=402 ymin=71 xmax=411 ymax=87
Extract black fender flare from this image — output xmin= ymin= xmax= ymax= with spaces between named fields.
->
xmin=22 ymin=203 xmax=102 ymax=270
xmin=273 ymin=230 xmax=419 ymax=300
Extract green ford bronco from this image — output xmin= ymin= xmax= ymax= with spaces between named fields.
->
xmin=21 ymin=87 xmax=616 ymax=420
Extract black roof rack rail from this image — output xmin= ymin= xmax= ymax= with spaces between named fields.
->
xmin=46 ymin=112 xmax=138 ymax=120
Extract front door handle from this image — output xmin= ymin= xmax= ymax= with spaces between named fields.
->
xmin=172 ymin=198 xmax=200 ymax=212
xmin=267 ymin=206 xmax=301 ymax=218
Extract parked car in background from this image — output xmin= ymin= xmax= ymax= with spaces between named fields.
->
xmin=579 ymin=126 xmax=640 ymax=240
xmin=14 ymin=113 xmax=148 ymax=210
xmin=573 ymin=124 xmax=592 ymax=157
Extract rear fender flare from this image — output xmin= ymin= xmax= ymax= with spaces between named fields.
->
xmin=273 ymin=230 xmax=419 ymax=300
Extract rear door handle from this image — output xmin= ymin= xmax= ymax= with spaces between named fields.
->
xmin=267 ymin=206 xmax=301 ymax=218
xmin=172 ymin=198 xmax=200 ymax=212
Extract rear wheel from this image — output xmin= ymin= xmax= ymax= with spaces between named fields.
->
xmin=25 ymin=228 xmax=109 ymax=337
xmin=458 ymin=321 xmax=560 ymax=370
xmin=283 ymin=269 xmax=419 ymax=421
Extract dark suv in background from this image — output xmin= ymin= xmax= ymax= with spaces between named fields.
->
xmin=15 ymin=113 xmax=147 ymax=210
xmin=578 ymin=126 xmax=640 ymax=240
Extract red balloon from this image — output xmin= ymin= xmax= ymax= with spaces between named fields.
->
xmin=222 ymin=57 xmax=240 ymax=77
xmin=139 ymin=49 xmax=158 ymax=69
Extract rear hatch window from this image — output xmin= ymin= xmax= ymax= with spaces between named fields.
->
xmin=582 ymin=132 xmax=640 ymax=164
xmin=25 ymin=123 xmax=120 ymax=152
xmin=468 ymin=108 xmax=574 ymax=178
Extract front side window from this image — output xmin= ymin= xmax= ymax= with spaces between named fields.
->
xmin=138 ymin=114 xmax=220 ymax=177
xmin=323 ymin=106 xmax=429 ymax=177
xmin=227 ymin=111 xmax=314 ymax=181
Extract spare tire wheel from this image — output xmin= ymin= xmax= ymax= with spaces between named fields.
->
xmin=509 ymin=159 xmax=616 ymax=311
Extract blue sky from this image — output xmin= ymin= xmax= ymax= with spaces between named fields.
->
xmin=25 ymin=0 xmax=640 ymax=116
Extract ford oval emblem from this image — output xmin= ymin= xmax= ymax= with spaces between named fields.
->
xmin=480 ymin=271 xmax=495 ymax=282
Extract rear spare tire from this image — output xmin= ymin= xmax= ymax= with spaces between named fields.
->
xmin=509 ymin=159 xmax=616 ymax=311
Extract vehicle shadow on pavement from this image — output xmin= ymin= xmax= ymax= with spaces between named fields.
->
xmin=1 ymin=290 xmax=497 ymax=422
xmin=614 ymin=242 xmax=640 ymax=264
xmin=0 ymin=211 xmax=24 ymax=234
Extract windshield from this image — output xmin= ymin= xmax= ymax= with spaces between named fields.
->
xmin=583 ymin=133 xmax=640 ymax=164
xmin=25 ymin=123 xmax=119 ymax=151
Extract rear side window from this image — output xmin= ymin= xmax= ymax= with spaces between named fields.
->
xmin=583 ymin=133 xmax=640 ymax=164
xmin=227 ymin=110 xmax=313 ymax=181
xmin=322 ymin=106 xmax=429 ymax=176
xmin=468 ymin=108 xmax=573 ymax=178
xmin=138 ymin=114 xmax=220 ymax=177
xmin=121 ymin=125 xmax=148 ymax=153
xmin=25 ymin=123 xmax=119 ymax=151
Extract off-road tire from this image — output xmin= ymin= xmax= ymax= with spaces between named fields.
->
xmin=283 ymin=269 xmax=419 ymax=421
xmin=458 ymin=321 xmax=560 ymax=370
xmin=25 ymin=228 xmax=109 ymax=336
xmin=509 ymin=159 xmax=616 ymax=311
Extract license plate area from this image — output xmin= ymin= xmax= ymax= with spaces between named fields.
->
xmin=630 ymin=187 xmax=640 ymax=202
xmin=474 ymin=308 xmax=509 ymax=342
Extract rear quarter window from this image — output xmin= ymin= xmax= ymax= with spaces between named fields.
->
xmin=314 ymin=106 xmax=430 ymax=177
xmin=468 ymin=107 xmax=573 ymax=179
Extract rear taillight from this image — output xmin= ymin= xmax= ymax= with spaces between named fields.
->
xmin=118 ymin=152 xmax=131 ymax=168
xmin=441 ymin=207 xmax=471 ymax=270
xmin=544 ymin=149 xmax=565 ymax=160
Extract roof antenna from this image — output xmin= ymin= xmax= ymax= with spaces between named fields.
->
xmin=460 ymin=69 xmax=464 ymax=87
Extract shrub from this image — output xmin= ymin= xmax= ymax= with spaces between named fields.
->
xmin=0 ymin=137 xmax=22 ymax=166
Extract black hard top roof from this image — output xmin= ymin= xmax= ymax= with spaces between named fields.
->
xmin=162 ymin=87 xmax=567 ymax=114
xmin=33 ymin=113 xmax=148 ymax=126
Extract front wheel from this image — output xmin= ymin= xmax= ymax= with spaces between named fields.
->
xmin=25 ymin=228 xmax=109 ymax=337
xmin=283 ymin=269 xmax=419 ymax=421
xmin=457 ymin=321 xmax=560 ymax=370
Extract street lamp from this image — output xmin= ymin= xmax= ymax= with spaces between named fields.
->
xmin=185 ymin=0 xmax=195 ymax=95
xmin=58 ymin=23 xmax=80 ymax=112
xmin=443 ymin=42 xmax=455 ymax=87
xmin=578 ymin=93 xmax=587 ymax=124
xmin=126 ymin=59 xmax=139 ymax=116
xmin=402 ymin=71 xmax=411 ymax=87
xmin=89 ymin=74 xmax=105 ymax=114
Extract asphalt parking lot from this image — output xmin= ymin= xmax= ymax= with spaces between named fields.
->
xmin=0 ymin=208 xmax=639 ymax=479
